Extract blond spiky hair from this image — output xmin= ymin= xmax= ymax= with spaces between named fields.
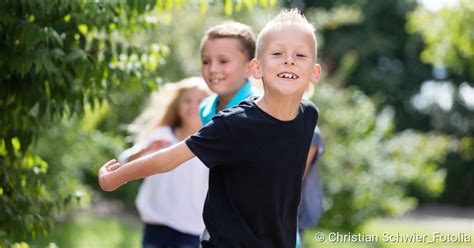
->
xmin=256 ymin=8 xmax=317 ymax=60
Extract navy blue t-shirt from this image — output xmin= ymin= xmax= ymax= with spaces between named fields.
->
xmin=185 ymin=97 xmax=318 ymax=248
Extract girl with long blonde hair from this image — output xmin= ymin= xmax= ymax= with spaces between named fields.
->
xmin=119 ymin=77 xmax=210 ymax=248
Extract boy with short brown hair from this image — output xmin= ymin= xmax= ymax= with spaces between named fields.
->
xmin=199 ymin=21 xmax=256 ymax=125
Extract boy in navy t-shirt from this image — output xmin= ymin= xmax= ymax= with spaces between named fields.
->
xmin=98 ymin=9 xmax=322 ymax=248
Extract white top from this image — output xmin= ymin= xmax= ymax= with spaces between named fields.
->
xmin=118 ymin=126 xmax=208 ymax=235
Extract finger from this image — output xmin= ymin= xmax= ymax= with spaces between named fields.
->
xmin=104 ymin=159 xmax=117 ymax=167
xmin=106 ymin=161 xmax=118 ymax=169
xmin=99 ymin=159 xmax=116 ymax=174
xmin=107 ymin=162 xmax=121 ymax=171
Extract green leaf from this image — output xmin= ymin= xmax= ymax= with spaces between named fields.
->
xmin=47 ymin=28 xmax=64 ymax=48
xmin=78 ymin=24 xmax=88 ymax=34
xmin=25 ymin=24 xmax=43 ymax=50
xmin=51 ymin=48 xmax=65 ymax=59
xmin=42 ymin=56 xmax=56 ymax=75
xmin=20 ymin=59 xmax=34 ymax=77
xmin=64 ymin=14 xmax=71 ymax=23
xmin=28 ymin=15 xmax=35 ymax=23
xmin=34 ymin=57 xmax=43 ymax=74
xmin=65 ymin=49 xmax=86 ymax=64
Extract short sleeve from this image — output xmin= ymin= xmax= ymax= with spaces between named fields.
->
xmin=185 ymin=116 xmax=236 ymax=169
xmin=312 ymin=127 xmax=324 ymax=153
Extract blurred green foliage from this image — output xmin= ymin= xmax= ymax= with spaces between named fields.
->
xmin=302 ymin=0 xmax=432 ymax=131
xmin=405 ymin=1 xmax=474 ymax=139
xmin=314 ymin=82 xmax=451 ymax=231
xmin=301 ymin=0 xmax=473 ymax=205
xmin=0 ymin=0 xmax=164 ymax=242
xmin=407 ymin=2 xmax=474 ymax=77
xmin=406 ymin=2 xmax=474 ymax=205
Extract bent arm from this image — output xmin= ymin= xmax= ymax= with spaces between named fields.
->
xmin=304 ymin=145 xmax=318 ymax=178
xmin=99 ymin=141 xmax=195 ymax=191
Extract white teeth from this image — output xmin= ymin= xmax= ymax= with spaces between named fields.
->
xmin=278 ymin=73 xmax=298 ymax=79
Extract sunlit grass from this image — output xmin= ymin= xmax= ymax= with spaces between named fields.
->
xmin=304 ymin=219 xmax=473 ymax=248
xmin=27 ymin=214 xmax=141 ymax=248
xmin=17 ymin=212 xmax=473 ymax=248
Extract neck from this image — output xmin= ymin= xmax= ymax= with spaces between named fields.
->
xmin=217 ymin=96 xmax=232 ymax=112
xmin=217 ymin=80 xmax=248 ymax=112
xmin=255 ymin=92 xmax=302 ymax=121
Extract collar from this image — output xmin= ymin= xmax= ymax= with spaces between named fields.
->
xmin=200 ymin=80 xmax=254 ymax=125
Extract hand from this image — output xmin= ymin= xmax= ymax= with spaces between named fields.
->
xmin=98 ymin=159 xmax=123 ymax=191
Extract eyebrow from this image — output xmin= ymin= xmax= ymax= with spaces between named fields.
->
xmin=201 ymin=54 xmax=232 ymax=61
xmin=267 ymin=43 xmax=313 ymax=53
xmin=270 ymin=39 xmax=311 ymax=47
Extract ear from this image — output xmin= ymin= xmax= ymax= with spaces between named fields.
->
xmin=243 ymin=60 xmax=252 ymax=78
xmin=310 ymin=64 xmax=321 ymax=85
xmin=250 ymin=58 xmax=263 ymax=79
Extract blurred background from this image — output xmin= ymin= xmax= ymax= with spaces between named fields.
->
xmin=1 ymin=0 xmax=472 ymax=247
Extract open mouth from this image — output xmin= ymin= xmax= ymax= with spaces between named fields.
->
xmin=277 ymin=72 xmax=299 ymax=79
xmin=210 ymin=78 xmax=224 ymax=84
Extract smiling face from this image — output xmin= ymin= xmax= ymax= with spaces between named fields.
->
xmin=251 ymin=25 xmax=320 ymax=97
xmin=201 ymin=38 xmax=251 ymax=100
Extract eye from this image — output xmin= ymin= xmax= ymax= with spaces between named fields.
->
xmin=297 ymin=54 xmax=307 ymax=58
xmin=220 ymin=60 xmax=229 ymax=64
xmin=271 ymin=52 xmax=282 ymax=56
xmin=202 ymin=60 xmax=209 ymax=65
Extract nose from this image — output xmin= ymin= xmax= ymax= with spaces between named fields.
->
xmin=284 ymin=55 xmax=295 ymax=66
xmin=210 ymin=62 xmax=219 ymax=72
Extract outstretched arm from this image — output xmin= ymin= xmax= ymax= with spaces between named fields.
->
xmin=99 ymin=141 xmax=195 ymax=191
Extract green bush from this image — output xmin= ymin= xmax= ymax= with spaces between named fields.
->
xmin=314 ymin=83 xmax=453 ymax=231
xmin=0 ymin=0 xmax=269 ymax=242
